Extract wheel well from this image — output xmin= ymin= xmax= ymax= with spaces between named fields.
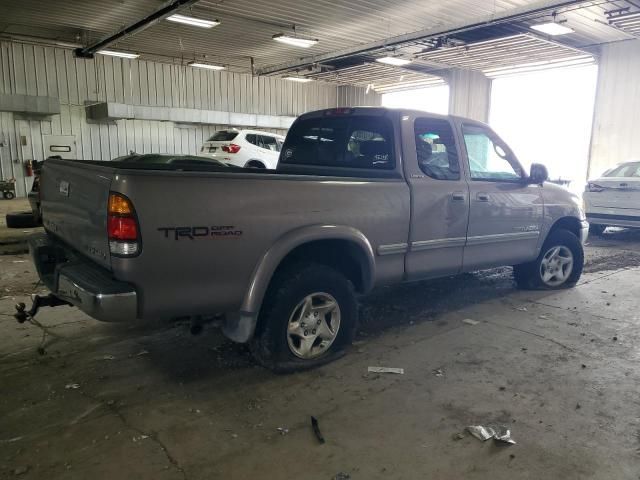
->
xmin=271 ymin=240 xmax=368 ymax=293
xmin=245 ymin=160 xmax=266 ymax=168
xmin=549 ymin=216 xmax=582 ymax=239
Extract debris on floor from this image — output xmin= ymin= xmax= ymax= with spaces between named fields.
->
xmin=132 ymin=434 xmax=149 ymax=442
xmin=432 ymin=368 xmax=444 ymax=377
xmin=466 ymin=425 xmax=516 ymax=445
xmin=65 ymin=383 xmax=80 ymax=390
xmin=13 ymin=466 xmax=29 ymax=475
xmin=462 ymin=318 xmax=480 ymax=326
xmin=311 ymin=416 xmax=325 ymax=444
xmin=333 ymin=473 xmax=350 ymax=480
xmin=367 ymin=366 xmax=404 ymax=374
xmin=514 ymin=306 xmax=528 ymax=312
xmin=277 ymin=427 xmax=289 ymax=435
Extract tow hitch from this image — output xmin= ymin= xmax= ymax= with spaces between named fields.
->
xmin=14 ymin=294 xmax=70 ymax=323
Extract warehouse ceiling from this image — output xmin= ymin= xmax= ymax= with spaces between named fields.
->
xmin=0 ymin=0 xmax=638 ymax=90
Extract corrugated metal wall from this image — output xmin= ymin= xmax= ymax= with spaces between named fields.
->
xmin=448 ymin=68 xmax=492 ymax=122
xmin=0 ymin=40 xmax=380 ymax=196
xmin=588 ymin=39 xmax=640 ymax=178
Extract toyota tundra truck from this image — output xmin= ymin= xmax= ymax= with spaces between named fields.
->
xmin=23 ymin=107 xmax=588 ymax=371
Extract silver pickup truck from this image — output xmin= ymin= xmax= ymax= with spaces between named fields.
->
xmin=25 ymin=107 xmax=588 ymax=371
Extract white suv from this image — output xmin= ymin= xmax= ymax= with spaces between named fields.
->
xmin=198 ymin=129 xmax=285 ymax=169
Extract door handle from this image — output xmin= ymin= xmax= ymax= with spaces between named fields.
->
xmin=451 ymin=192 xmax=466 ymax=201
xmin=477 ymin=193 xmax=490 ymax=202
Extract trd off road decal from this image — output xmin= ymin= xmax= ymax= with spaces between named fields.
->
xmin=158 ymin=226 xmax=243 ymax=240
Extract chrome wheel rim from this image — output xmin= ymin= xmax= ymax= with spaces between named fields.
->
xmin=287 ymin=292 xmax=341 ymax=360
xmin=540 ymin=245 xmax=574 ymax=287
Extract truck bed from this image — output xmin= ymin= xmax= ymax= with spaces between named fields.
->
xmin=39 ymin=158 xmax=410 ymax=319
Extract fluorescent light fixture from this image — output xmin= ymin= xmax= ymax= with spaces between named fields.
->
xmin=273 ymin=34 xmax=318 ymax=48
xmin=98 ymin=50 xmax=140 ymax=59
xmin=167 ymin=14 xmax=220 ymax=28
xmin=284 ymin=76 xmax=313 ymax=83
xmin=530 ymin=21 xmax=574 ymax=35
xmin=376 ymin=56 xmax=412 ymax=66
xmin=188 ymin=62 xmax=226 ymax=70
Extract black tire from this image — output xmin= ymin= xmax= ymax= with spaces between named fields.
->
xmin=245 ymin=160 xmax=266 ymax=169
xmin=514 ymin=229 xmax=584 ymax=290
xmin=250 ymin=263 xmax=358 ymax=372
xmin=589 ymin=223 xmax=606 ymax=236
xmin=5 ymin=211 xmax=39 ymax=229
xmin=3 ymin=191 xmax=15 ymax=200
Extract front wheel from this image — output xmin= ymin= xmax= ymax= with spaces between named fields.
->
xmin=250 ymin=263 xmax=357 ymax=372
xmin=514 ymin=229 xmax=584 ymax=290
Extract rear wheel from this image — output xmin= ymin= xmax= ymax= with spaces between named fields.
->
xmin=3 ymin=191 xmax=15 ymax=200
xmin=251 ymin=263 xmax=357 ymax=372
xmin=245 ymin=160 xmax=266 ymax=169
xmin=589 ymin=223 xmax=606 ymax=236
xmin=514 ymin=229 xmax=583 ymax=290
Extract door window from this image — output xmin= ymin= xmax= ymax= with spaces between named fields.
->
xmin=462 ymin=125 xmax=523 ymax=181
xmin=414 ymin=118 xmax=460 ymax=180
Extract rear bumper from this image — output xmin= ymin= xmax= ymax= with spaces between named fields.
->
xmin=29 ymin=233 xmax=137 ymax=322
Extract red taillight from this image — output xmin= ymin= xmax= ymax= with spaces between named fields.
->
xmin=222 ymin=143 xmax=241 ymax=154
xmin=108 ymin=216 xmax=138 ymax=240
xmin=324 ymin=108 xmax=354 ymax=116
xmin=108 ymin=193 xmax=140 ymax=256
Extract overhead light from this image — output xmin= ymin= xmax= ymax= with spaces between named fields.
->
xmin=188 ymin=62 xmax=226 ymax=70
xmin=167 ymin=14 xmax=220 ymax=28
xmin=284 ymin=76 xmax=313 ymax=83
xmin=273 ymin=34 xmax=318 ymax=48
xmin=376 ymin=56 xmax=412 ymax=66
xmin=530 ymin=21 xmax=574 ymax=35
xmin=98 ymin=50 xmax=140 ymax=59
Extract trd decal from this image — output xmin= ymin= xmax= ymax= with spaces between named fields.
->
xmin=158 ymin=226 xmax=243 ymax=240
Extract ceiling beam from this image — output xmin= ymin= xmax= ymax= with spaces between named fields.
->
xmin=74 ymin=0 xmax=201 ymax=59
xmin=255 ymin=0 xmax=592 ymax=76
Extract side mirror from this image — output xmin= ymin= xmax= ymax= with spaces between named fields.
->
xmin=529 ymin=163 xmax=549 ymax=184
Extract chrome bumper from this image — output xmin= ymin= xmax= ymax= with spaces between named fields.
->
xmin=29 ymin=234 xmax=137 ymax=322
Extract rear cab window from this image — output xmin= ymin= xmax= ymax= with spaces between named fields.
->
xmin=207 ymin=131 xmax=238 ymax=142
xmin=281 ymin=114 xmax=395 ymax=171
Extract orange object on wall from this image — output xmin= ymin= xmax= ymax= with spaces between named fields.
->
xmin=25 ymin=160 xmax=33 ymax=177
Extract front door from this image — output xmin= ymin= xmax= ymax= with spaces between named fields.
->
xmin=458 ymin=122 xmax=543 ymax=271
xmin=403 ymin=115 xmax=470 ymax=280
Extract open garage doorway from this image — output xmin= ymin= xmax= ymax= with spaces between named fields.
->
xmin=382 ymin=85 xmax=450 ymax=115
xmin=489 ymin=65 xmax=598 ymax=193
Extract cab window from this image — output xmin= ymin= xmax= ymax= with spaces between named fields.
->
xmin=414 ymin=118 xmax=460 ymax=180
xmin=462 ymin=125 xmax=523 ymax=181
xmin=281 ymin=116 xmax=394 ymax=170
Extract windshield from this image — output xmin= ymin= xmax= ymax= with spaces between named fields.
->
xmin=207 ymin=131 xmax=239 ymax=142
xmin=603 ymin=162 xmax=640 ymax=178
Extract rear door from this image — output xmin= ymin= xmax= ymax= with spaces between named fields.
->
xmin=588 ymin=163 xmax=640 ymax=215
xmin=459 ymin=122 xmax=543 ymax=270
xmin=403 ymin=115 xmax=470 ymax=280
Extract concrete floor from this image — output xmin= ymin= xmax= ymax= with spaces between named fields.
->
xmin=2 ymin=229 xmax=640 ymax=479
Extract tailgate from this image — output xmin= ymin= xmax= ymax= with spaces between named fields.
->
xmin=40 ymin=159 xmax=113 ymax=269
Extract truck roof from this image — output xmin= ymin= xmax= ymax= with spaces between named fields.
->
xmin=295 ymin=106 xmax=486 ymax=127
